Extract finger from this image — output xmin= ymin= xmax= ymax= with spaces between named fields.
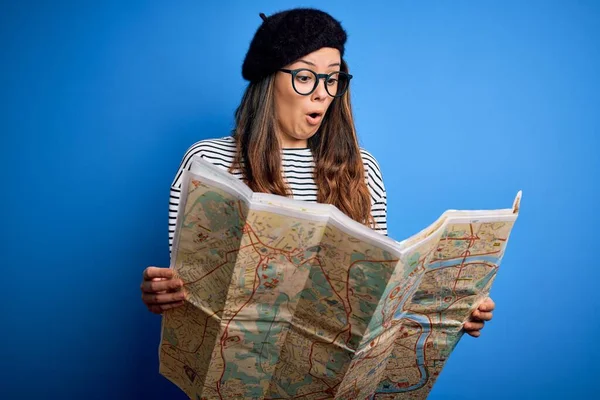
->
xmin=465 ymin=330 xmax=481 ymax=338
xmin=150 ymin=277 xmax=183 ymax=293
xmin=148 ymin=301 xmax=186 ymax=314
xmin=143 ymin=267 xmax=174 ymax=281
xmin=471 ymin=310 xmax=493 ymax=321
xmin=464 ymin=321 xmax=485 ymax=331
xmin=478 ymin=298 xmax=496 ymax=312
xmin=141 ymin=277 xmax=183 ymax=293
xmin=160 ymin=301 xmax=186 ymax=311
xmin=148 ymin=305 xmax=163 ymax=315
xmin=142 ymin=290 xmax=186 ymax=305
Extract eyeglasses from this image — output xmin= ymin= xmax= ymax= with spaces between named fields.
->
xmin=279 ymin=68 xmax=353 ymax=97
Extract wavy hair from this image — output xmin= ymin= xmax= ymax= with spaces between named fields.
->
xmin=229 ymin=60 xmax=375 ymax=228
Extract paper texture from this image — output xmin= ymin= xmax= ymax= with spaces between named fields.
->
xmin=158 ymin=157 xmax=521 ymax=399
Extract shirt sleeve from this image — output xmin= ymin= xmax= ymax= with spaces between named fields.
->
xmin=371 ymin=195 xmax=388 ymax=236
xmin=168 ymin=142 xmax=207 ymax=254
xmin=360 ymin=149 xmax=388 ymax=236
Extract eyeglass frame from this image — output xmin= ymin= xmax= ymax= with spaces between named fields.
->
xmin=278 ymin=68 xmax=353 ymax=98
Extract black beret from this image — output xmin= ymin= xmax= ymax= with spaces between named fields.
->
xmin=242 ymin=8 xmax=348 ymax=82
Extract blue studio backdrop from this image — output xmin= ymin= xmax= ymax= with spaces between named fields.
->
xmin=2 ymin=1 xmax=598 ymax=399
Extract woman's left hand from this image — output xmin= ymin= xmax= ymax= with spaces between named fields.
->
xmin=463 ymin=297 xmax=495 ymax=338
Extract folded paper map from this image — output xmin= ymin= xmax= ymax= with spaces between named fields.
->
xmin=158 ymin=157 xmax=521 ymax=399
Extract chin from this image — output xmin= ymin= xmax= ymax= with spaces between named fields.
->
xmin=302 ymin=132 xmax=319 ymax=141
xmin=283 ymin=124 xmax=320 ymax=145
xmin=290 ymin=131 xmax=317 ymax=141
xmin=304 ymin=126 xmax=321 ymax=138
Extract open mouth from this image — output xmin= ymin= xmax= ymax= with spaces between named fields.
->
xmin=306 ymin=112 xmax=323 ymax=125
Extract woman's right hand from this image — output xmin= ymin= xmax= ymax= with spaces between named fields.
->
xmin=140 ymin=266 xmax=186 ymax=314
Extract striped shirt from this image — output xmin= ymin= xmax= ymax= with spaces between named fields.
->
xmin=169 ymin=136 xmax=387 ymax=252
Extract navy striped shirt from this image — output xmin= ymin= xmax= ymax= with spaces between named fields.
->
xmin=169 ymin=136 xmax=387 ymax=251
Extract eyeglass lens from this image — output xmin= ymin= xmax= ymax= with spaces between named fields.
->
xmin=292 ymin=70 xmax=350 ymax=97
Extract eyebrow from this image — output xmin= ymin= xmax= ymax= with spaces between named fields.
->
xmin=298 ymin=59 xmax=341 ymax=68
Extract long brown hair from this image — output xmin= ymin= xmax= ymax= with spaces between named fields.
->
xmin=229 ymin=60 xmax=376 ymax=228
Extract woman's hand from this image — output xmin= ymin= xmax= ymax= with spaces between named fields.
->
xmin=463 ymin=297 xmax=495 ymax=338
xmin=140 ymin=266 xmax=186 ymax=314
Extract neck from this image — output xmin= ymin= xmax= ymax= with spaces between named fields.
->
xmin=281 ymin=139 xmax=308 ymax=149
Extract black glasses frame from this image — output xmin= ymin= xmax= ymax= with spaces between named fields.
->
xmin=279 ymin=68 xmax=353 ymax=98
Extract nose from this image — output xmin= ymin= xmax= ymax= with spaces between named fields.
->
xmin=311 ymin=77 xmax=329 ymax=101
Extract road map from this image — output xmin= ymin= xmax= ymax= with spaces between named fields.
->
xmin=159 ymin=158 xmax=521 ymax=399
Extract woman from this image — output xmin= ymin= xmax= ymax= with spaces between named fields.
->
xmin=140 ymin=8 xmax=494 ymax=338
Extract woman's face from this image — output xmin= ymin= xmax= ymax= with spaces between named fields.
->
xmin=273 ymin=47 xmax=341 ymax=148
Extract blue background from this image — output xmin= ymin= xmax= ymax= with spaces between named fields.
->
xmin=2 ymin=1 xmax=598 ymax=399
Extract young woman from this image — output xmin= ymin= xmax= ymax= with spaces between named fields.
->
xmin=139 ymin=8 xmax=494 ymax=338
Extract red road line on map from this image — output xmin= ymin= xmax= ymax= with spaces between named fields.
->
xmin=244 ymin=225 xmax=296 ymax=258
xmin=167 ymin=309 xmax=224 ymax=354
xmin=435 ymin=224 xmax=500 ymax=265
xmin=314 ymin=258 xmax=350 ymax=316
xmin=439 ymin=236 xmax=479 ymax=241
xmin=441 ymin=290 xmax=489 ymax=313
xmin=307 ymin=327 xmax=350 ymax=388
xmin=266 ymin=386 xmax=339 ymax=400
xmin=393 ymin=341 xmax=418 ymax=354
xmin=160 ymin=350 xmax=201 ymax=383
xmin=353 ymin=312 xmax=422 ymax=372
xmin=453 ymin=225 xmax=476 ymax=292
xmin=453 ymin=250 xmax=471 ymax=292
xmin=450 ymin=224 xmax=478 ymax=246
xmin=429 ymin=249 xmax=501 ymax=264
xmin=344 ymin=258 xmax=400 ymax=317
xmin=216 ymin=256 xmax=265 ymax=399
xmin=290 ymin=389 xmax=333 ymax=399
xmin=380 ymin=278 xmax=420 ymax=328
xmin=184 ymin=243 xmax=255 ymax=286
xmin=440 ymin=235 xmax=506 ymax=242
xmin=235 ymin=200 xmax=306 ymax=257
xmin=244 ymin=223 xmax=303 ymax=255
xmin=387 ymin=258 xmax=427 ymax=320
xmin=361 ymin=339 xmax=397 ymax=360
xmin=446 ymin=294 xmax=473 ymax=309
xmin=299 ymin=255 xmax=330 ymax=270
xmin=452 ymin=227 xmax=496 ymax=292
xmin=421 ymin=261 xmax=498 ymax=275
